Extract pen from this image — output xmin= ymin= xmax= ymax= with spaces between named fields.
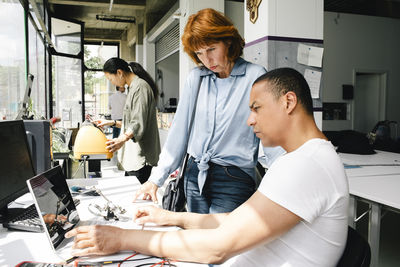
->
xmin=66 ymin=256 xmax=78 ymax=264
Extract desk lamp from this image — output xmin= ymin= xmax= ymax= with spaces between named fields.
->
xmin=73 ymin=121 xmax=113 ymax=177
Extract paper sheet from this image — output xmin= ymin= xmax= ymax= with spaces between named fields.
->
xmin=304 ymin=69 xmax=321 ymax=98
xmin=297 ymin=43 xmax=324 ymax=67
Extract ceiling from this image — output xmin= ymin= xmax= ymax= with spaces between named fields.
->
xmin=47 ymin=0 xmax=177 ymax=41
xmin=46 ymin=0 xmax=400 ymax=42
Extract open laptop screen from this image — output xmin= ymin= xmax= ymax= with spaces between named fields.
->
xmin=27 ymin=166 xmax=79 ymax=250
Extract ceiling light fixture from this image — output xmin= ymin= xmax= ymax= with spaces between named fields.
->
xmin=96 ymin=14 xmax=136 ymax=23
xmin=109 ymin=0 xmax=113 ymax=12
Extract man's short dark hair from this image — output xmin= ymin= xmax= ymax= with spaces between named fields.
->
xmin=253 ymin=68 xmax=314 ymax=115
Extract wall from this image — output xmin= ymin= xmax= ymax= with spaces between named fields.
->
xmin=244 ymin=0 xmax=323 ymax=42
xmin=323 ymin=12 xmax=400 ymax=131
xmin=120 ymin=39 xmax=135 ymax=62
xmin=156 ymin=51 xmax=179 ymax=111
xmin=243 ymin=0 xmax=323 ymax=129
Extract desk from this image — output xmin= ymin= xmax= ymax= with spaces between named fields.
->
xmin=0 ymin=176 xmax=204 ymax=267
xmin=341 ymin=151 xmax=400 ymax=267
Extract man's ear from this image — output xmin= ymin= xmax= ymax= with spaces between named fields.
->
xmin=284 ymin=91 xmax=297 ymax=114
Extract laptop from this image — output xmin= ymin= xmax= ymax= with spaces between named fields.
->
xmin=26 ymin=166 xmax=83 ymax=258
xmin=26 ymin=166 xmax=144 ymax=262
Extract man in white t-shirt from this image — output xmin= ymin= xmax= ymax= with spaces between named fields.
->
xmin=108 ymin=86 xmax=127 ymax=138
xmin=66 ymin=68 xmax=349 ymax=266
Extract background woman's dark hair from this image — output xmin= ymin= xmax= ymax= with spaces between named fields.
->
xmin=103 ymin=57 xmax=159 ymax=100
xmin=128 ymin=62 xmax=159 ymax=101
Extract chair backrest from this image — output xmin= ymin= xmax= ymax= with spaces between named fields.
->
xmin=336 ymin=226 xmax=371 ymax=267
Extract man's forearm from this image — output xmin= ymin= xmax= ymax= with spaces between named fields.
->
xmin=170 ymin=211 xmax=228 ymax=229
xmin=120 ymin=228 xmax=229 ymax=264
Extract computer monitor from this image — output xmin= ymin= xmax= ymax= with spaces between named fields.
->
xmin=24 ymin=120 xmax=52 ymax=174
xmin=0 ymin=120 xmax=36 ymax=222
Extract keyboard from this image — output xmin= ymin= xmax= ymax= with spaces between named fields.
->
xmin=4 ymin=204 xmax=43 ymax=232
xmin=4 ymin=198 xmax=81 ymax=233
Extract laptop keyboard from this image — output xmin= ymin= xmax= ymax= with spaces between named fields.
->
xmin=5 ymin=204 xmax=43 ymax=232
xmin=4 ymin=198 xmax=81 ymax=233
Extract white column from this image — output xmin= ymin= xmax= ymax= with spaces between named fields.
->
xmin=143 ymin=35 xmax=156 ymax=81
xmin=244 ymin=0 xmax=323 ymax=42
xmin=243 ymin=0 xmax=324 ymax=129
xmin=135 ymin=44 xmax=143 ymax=66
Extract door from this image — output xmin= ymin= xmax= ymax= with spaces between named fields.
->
xmin=353 ymin=72 xmax=387 ymax=134
xmin=49 ymin=16 xmax=84 ymax=128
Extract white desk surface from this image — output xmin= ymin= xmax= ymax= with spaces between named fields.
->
xmin=348 ymin=174 xmax=400 ymax=210
xmin=339 ymin=150 xmax=400 ymax=177
xmin=339 ymin=150 xmax=400 ymax=166
xmin=0 ymin=176 xmax=204 ymax=267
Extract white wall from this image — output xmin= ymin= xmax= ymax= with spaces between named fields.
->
xmin=322 ymin=12 xmax=400 ymax=131
xmin=244 ymin=0 xmax=323 ymax=42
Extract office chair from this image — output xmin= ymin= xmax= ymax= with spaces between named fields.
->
xmin=336 ymin=226 xmax=371 ymax=267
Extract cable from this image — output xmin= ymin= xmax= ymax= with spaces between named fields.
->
xmin=118 ymin=252 xmax=138 ymax=267
xmin=71 ymin=161 xmax=84 ymax=178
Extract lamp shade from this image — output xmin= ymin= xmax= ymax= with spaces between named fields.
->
xmin=73 ymin=123 xmax=113 ymax=160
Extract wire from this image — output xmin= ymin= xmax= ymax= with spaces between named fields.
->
xmin=71 ymin=161 xmax=84 ymax=178
xmin=118 ymin=252 xmax=138 ymax=267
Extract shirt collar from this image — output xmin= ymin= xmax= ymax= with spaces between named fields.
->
xmin=199 ymin=57 xmax=247 ymax=79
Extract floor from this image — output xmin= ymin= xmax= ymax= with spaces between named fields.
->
xmin=356 ymin=202 xmax=400 ymax=266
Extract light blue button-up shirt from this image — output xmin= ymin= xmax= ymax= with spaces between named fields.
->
xmin=150 ymin=58 xmax=285 ymax=193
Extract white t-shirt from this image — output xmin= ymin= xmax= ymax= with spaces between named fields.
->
xmin=109 ymin=90 xmax=127 ymax=120
xmin=223 ymin=138 xmax=349 ymax=267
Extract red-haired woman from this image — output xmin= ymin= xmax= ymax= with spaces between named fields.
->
xmin=134 ymin=8 xmax=284 ymax=213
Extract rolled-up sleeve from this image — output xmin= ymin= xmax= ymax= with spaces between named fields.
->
xmin=125 ymin=84 xmax=151 ymax=142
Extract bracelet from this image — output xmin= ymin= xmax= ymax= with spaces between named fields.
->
xmin=113 ymin=120 xmax=116 ymax=126
xmin=123 ymin=132 xmax=131 ymax=141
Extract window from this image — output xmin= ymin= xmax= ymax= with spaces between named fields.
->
xmin=29 ymin=16 xmax=46 ymax=118
xmin=84 ymin=43 xmax=118 ymax=118
xmin=0 ymin=0 xmax=26 ymax=120
xmin=52 ymin=55 xmax=82 ymax=128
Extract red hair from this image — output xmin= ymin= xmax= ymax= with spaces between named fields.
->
xmin=181 ymin=8 xmax=244 ymax=64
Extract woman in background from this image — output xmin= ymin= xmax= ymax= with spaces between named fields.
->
xmin=96 ymin=58 xmax=160 ymax=184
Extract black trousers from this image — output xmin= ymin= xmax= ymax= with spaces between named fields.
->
xmin=125 ymin=165 xmax=153 ymax=184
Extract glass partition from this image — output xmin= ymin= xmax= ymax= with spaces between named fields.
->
xmin=84 ymin=71 xmax=109 ymax=118
xmin=52 ymin=56 xmax=82 ymax=128
xmin=84 ymin=44 xmax=118 ymax=119
xmin=0 ymin=0 xmax=26 ymax=120
xmin=29 ymin=18 xmax=46 ymax=118
xmin=51 ymin=18 xmax=81 ymax=55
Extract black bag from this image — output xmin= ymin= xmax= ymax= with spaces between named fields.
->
xmin=162 ymin=154 xmax=189 ymax=212
xmin=161 ymin=76 xmax=202 ymax=212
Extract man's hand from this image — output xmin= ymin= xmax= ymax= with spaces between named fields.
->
xmin=65 ymin=225 xmax=124 ymax=256
xmin=133 ymin=181 xmax=159 ymax=204
xmin=133 ymin=206 xmax=173 ymax=226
